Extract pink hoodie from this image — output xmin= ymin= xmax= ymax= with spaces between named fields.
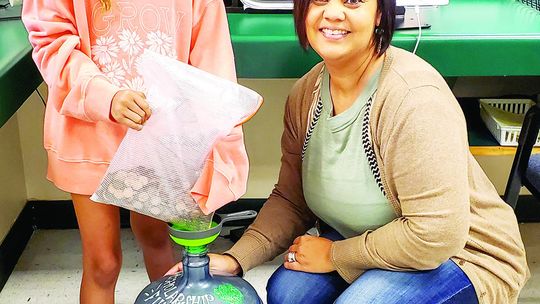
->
xmin=22 ymin=0 xmax=248 ymax=214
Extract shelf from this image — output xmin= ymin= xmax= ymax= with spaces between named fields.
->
xmin=469 ymin=146 xmax=540 ymax=156
xmin=460 ymin=98 xmax=540 ymax=156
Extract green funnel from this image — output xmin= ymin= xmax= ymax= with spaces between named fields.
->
xmin=168 ymin=211 xmax=257 ymax=254
xmin=169 ymin=221 xmax=220 ymax=254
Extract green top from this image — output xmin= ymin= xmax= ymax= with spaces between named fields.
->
xmin=0 ymin=19 xmax=42 ymax=127
xmin=302 ymin=67 xmax=396 ymax=238
xmin=228 ymin=0 xmax=540 ymax=78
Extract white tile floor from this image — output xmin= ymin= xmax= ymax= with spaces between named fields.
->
xmin=0 ymin=227 xmax=282 ymax=304
xmin=1 ymin=223 xmax=539 ymax=304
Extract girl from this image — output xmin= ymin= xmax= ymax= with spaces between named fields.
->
xmin=22 ymin=1 xmax=249 ymax=303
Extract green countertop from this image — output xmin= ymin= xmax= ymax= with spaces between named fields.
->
xmin=229 ymin=0 xmax=540 ymax=78
xmin=0 ymin=19 xmax=42 ymax=127
xmin=2 ymin=0 xmax=540 ymax=127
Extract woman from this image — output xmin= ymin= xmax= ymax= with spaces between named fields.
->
xmin=168 ymin=0 xmax=530 ymax=303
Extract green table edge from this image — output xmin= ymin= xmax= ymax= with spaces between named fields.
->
xmin=2 ymin=0 xmax=540 ymax=141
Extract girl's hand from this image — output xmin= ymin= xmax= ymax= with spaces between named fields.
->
xmin=164 ymin=253 xmax=242 ymax=276
xmin=110 ymin=89 xmax=152 ymax=130
xmin=284 ymin=235 xmax=335 ymax=273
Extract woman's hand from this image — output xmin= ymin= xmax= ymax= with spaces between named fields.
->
xmin=165 ymin=253 xmax=242 ymax=276
xmin=110 ymin=89 xmax=152 ymax=130
xmin=284 ymin=235 xmax=335 ymax=273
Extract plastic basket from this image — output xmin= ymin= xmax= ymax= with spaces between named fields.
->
xmin=479 ymin=98 xmax=540 ymax=147
xmin=518 ymin=0 xmax=540 ymax=11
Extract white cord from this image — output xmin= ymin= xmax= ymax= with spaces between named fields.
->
xmin=412 ymin=5 xmax=422 ymax=54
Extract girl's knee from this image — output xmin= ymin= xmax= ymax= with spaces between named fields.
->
xmin=84 ymin=251 xmax=122 ymax=287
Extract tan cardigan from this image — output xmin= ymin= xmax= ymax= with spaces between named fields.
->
xmin=226 ymin=46 xmax=529 ymax=304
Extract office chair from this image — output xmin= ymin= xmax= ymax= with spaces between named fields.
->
xmin=504 ymin=99 xmax=540 ymax=209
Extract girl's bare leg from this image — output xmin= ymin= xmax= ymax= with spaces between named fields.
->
xmin=72 ymin=194 xmax=122 ymax=304
xmin=130 ymin=211 xmax=176 ymax=281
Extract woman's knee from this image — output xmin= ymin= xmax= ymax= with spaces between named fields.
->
xmin=267 ymin=266 xmax=347 ymax=304
xmin=335 ymin=262 xmax=478 ymax=304
xmin=267 ymin=267 xmax=307 ymax=304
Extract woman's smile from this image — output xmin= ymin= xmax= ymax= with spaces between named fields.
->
xmin=320 ymin=27 xmax=351 ymax=40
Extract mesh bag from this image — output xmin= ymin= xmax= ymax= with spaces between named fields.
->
xmin=90 ymin=51 xmax=262 ymax=228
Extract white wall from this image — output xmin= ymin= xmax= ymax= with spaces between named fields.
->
xmin=239 ymin=79 xmax=294 ymax=198
xmin=0 ymin=78 xmax=533 ymax=243
xmin=15 ymin=79 xmax=531 ymax=200
xmin=13 ymin=80 xmax=295 ymax=201
xmin=0 ymin=114 xmax=27 ymax=243
xmin=17 ymin=85 xmax=70 ymax=201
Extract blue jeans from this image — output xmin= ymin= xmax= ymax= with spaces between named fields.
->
xmin=266 ymin=230 xmax=478 ymax=304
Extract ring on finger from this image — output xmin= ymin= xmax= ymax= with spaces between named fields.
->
xmin=287 ymin=251 xmax=297 ymax=263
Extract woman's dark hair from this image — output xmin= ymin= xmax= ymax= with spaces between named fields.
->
xmin=293 ymin=0 xmax=396 ymax=56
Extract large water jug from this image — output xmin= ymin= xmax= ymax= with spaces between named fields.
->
xmin=135 ymin=211 xmax=262 ymax=304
